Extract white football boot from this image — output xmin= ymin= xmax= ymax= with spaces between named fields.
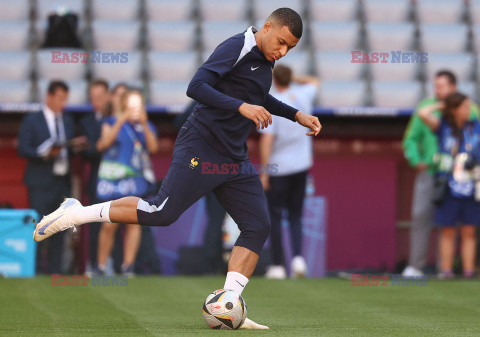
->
xmin=240 ymin=318 xmax=269 ymax=330
xmin=291 ymin=256 xmax=307 ymax=278
xmin=33 ymin=198 xmax=81 ymax=242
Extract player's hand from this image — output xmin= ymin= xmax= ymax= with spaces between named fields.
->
xmin=238 ymin=103 xmax=272 ymax=130
xmin=295 ymin=111 xmax=321 ymax=136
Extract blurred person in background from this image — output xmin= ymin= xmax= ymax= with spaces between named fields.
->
xmin=95 ymin=90 xmax=159 ymax=276
xmin=259 ymin=65 xmax=319 ymax=279
xmin=18 ymin=80 xmax=86 ymax=273
xmin=402 ymin=70 xmax=478 ymax=277
xmin=80 ymin=79 xmax=115 ymax=273
xmin=418 ymin=92 xmax=480 ymax=279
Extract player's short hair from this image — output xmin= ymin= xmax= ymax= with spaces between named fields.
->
xmin=273 ymin=64 xmax=292 ymax=87
xmin=90 ymin=79 xmax=109 ymax=91
xmin=435 ymin=70 xmax=457 ymax=85
xmin=268 ymin=8 xmax=303 ymax=40
xmin=47 ymin=80 xmax=69 ymax=94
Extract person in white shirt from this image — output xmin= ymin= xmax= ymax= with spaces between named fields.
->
xmin=259 ymin=65 xmax=319 ymax=279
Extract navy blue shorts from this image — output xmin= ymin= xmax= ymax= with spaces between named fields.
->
xmin=434 ymin=190 xmax=480 ymax=227
xmin=136 ymin=121 xmax=270 ymax=254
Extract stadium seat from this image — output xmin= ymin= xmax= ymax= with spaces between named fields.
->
xmin=91 ymin=0 xmax=139 ymax=21
xmin=425 ymin=53 xmax=474 ymax=82
xmin=366 ymin=23 xmax=415 ymax=51
xmin=0 ymin=21 xmax=30 ymax=51
xmin=416 ymin=0 xmax=464 ymax=24
xmin=0 ymin=80 xmax=31 ymax=103
xmin=252 ymin=0 xmax=304 ymax=22
xmin=37 ymin=79 xmax=87 ymax=105
xmin=318 ymin=80 xmax=366 ymax=106
xmin=92 ymin=21 xmax=140 ymax=51
xmin=471 ymin=24 xmax=480 ymax=53
xmin=471 ymin=0 xmax=480 ymax=24
xmin=92 ymin=51 xmax=143 ymax=83
xmin=371 ymin=81 xmax=422 ymax=108
xmin=199 ymin=0 xmax=247 ymax=22
xmin=201 ymin=21 xmax=250 ymax=53
xmin=311 ymin=22 xmax=359 ymax=51
xmin=147 ymin=21 xmax=196 ymax=51
xmin=148 ymin=51 xmax=198 ymax=81
xmin=276 ymin=51 xmax=311 ymax=76
xmin=145 ymin=0 xmax=193 ymax=22
xmin=150 ymin=80 xmax=191 ymax=106
xmin=310 ymin=0 xmax=358 ymax=22
xmin=419 ymin=24 xmax=468 ymax=53
xmin=315 ymin=51 xmax=364 ymax=81
xmin=370 ymin=59 xmax=419 ymax=81
xmin=363 ymin=0 xmax=410 ymax=23
xmin=36 ymin=49 xmax=86 ymax=80
xmin=0 ymin=0 xmax=29 ymax=20
xmin=0 ymin=51 xmax=32 ymax=80
xmin=36 ymin=0 xmax=84 ymax=23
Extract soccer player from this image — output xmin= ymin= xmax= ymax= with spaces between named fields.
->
xmin=33 ymin=8 xmax=321 ymax=329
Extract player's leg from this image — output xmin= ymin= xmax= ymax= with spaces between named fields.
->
xmin=286 ymin=171 xmax=308 ymax=277
xmin=213 ymin=166 xmax=271 ymax=329
xmin=97 ymin=222 xmax=120 ymax=271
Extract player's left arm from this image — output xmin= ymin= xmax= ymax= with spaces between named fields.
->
xmin=263 ymin=94 xmax=321 ymax=136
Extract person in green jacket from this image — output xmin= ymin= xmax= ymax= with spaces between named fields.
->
xmin=402 ymin=70 xmax=479 ymax=277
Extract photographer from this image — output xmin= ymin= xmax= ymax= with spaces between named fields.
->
xmin=418 ymin=92 xmax=480 ymax=279
xmin=95 ymin=89 xmax=158 ymax=276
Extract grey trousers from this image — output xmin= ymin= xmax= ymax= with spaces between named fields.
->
xmin=408 ymin=171 xmax=435 ymax=270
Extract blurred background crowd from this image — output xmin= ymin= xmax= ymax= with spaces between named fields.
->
xmin=2 ymin=0 xmax=480 ymax=280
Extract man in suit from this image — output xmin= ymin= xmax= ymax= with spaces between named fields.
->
xmin=18 ymin=80 xmax=75 ymax=274
xmin=80 ymin=79 xmax=111 ymax=272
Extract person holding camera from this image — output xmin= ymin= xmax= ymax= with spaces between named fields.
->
xmin=95 ymin=89 xmax=159 ymax=276
xmin=418 ymin=92 xmax=480 ymax=279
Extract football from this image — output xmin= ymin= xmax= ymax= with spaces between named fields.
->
xmin=202 ymin=289 xmax=247 ymax=330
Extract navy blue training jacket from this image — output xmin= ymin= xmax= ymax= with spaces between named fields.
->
xmin=186 ymin=26 xmax=299 ymax=160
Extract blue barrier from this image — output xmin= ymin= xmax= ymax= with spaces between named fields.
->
xmin=0 ymin=209 xmax=38 ymax=278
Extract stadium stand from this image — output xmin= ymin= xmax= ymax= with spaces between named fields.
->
xmin=0 ymin=0 xmax=478 ymax=108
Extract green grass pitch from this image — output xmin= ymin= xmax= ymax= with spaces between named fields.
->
xmin=1 ymin=276 xmax=479 ymax=336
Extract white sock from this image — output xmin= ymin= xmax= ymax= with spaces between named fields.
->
xmin=223 ymin=271 xmax=249 ymax=296
xmin=71 ymin=201 xmax=112 ymax=225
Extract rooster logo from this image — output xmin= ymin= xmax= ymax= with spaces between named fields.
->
xmin=189 ymin=157 xmax=199 ymax=169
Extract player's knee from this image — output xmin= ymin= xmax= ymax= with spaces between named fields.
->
xmin=253 ymin=219 xmax=271 ymax=243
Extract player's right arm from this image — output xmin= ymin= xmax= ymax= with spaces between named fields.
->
xmin=186 ymin=37 xmax=272 ymax=130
